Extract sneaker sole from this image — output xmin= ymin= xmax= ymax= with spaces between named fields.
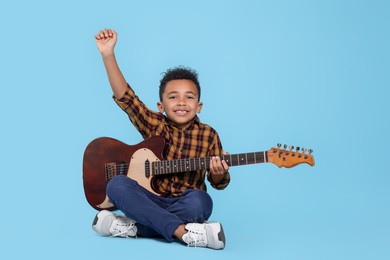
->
xmin=205 ymin=222 xmax=226 ymax=249
xmin=92 ymin=210 xmax=114 ymax=236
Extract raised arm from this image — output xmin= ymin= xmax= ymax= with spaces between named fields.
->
xmin=95 ymin=29 xmax=127 ymax=99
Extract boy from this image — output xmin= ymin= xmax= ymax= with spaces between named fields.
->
xmin=92 ymin=29 xmax=230 ymax=249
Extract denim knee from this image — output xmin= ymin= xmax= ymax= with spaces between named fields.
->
xmin=181 ymin=189 xmax=213 ymax=222
xmin=106 ymin=175 xmax=137 ymax=201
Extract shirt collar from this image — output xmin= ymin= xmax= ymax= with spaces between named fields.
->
xmin=163 ymin=115 xmax=201 ymax=130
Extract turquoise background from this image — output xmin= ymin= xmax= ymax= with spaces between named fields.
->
xmin=1 ymin=0 xmax=389 ymax=259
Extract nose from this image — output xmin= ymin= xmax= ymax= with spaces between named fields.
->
xmin=177 ymin=97 xmax=186 ymax=106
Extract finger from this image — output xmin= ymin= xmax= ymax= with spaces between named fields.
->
xmin=95 ymin=31 xmax=103 ymax=40
xmin=109 ymin=29 xmax=116 ymax=38
xmin=212 ymin=157 xmax=224 ymax=174
xmin=210 ymin=157 xmax=218 ymax=174
xmin=215 ymin=157 xmax=224 ymax=172
xmin=97 ymin=29 xmax=109 ymax=39
xmin=102 ymin=29 xmax=110 ymax=38
xmin=95 ymin=30 xmax=106 ymax=40
xmin=209 ymin=157 xmax=215 ymax=173
xmin=222 ymin=160 xmax=229 ymax=171
xmin=104 ymin=28 xmax=114 ymax=38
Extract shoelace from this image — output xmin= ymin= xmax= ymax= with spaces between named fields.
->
xmin=185 ymin=228 xmax=206 ymax=247
xmin=111 ymin=219 xmax=137 ymax=238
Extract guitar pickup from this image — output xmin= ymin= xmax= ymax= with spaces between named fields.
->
xmin=145 ymin=159 xmax=150 ymax=178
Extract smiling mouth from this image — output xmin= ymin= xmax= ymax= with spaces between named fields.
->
xmin=175 ymin=110 xmax=188 ymax=115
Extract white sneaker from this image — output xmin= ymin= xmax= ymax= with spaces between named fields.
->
xmin=182 ymin=222 xmax=226 ymax=249
xmin=92 ymin=210 xmax=137 ymax=238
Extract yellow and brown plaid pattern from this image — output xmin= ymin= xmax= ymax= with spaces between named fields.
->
xmin=114 ymin=85 xmax=230 ymax=196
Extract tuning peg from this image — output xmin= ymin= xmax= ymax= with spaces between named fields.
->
xmin=283 ymin=144 xmax=289 ymax=155
xmin=277 ymin=143 xmax=281 ymax=148
xmin=296 ymin=147 xmax=302 ymax=157
xmin=302 ymin=148 xmax=310 ymax=159
xmin=308 ymin=149 xmax=313 ymax=154
xmin=289 ymin=145 xmax=295 ymax=156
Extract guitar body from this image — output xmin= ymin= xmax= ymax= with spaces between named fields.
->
xmin=82 ymin=136 xmax=165 ymax=211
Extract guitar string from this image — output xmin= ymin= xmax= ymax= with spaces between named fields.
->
xmin=105 ymin=150 xmax=310 ymax=177
xmin=107 ymin=151 xmax=308 ymax=167
xmin=109 ymin=154 xmax=268 ymax=174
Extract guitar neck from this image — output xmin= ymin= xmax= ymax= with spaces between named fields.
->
xmin=151 ymin=151 xmax=268 ymax=176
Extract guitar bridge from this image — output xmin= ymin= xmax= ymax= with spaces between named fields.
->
xmin=105 ymin=163 xmax=117 ymax=181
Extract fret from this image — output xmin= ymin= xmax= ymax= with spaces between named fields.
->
xmin=203 ymin=157 xmax=207 ymax=170
xmin=173 ymin=159 xmax=178 ymax=173
xmin=168 ymin=160 xmax=172 ymax=173
xmin=180 ymin=159 xmax=184 ymax=171
xmin=165 ymin=161 xmax=171 ymax=173
xmin=171 ymin=160 xmax=175 ymax=173
xmin=187 ymin=158 xmax=191 ymax=171
xmin=227 ymin=154 xmax=232 ymax=166
xmin=157 ymin=161 xmax=160 ymax=175
xmin=250 ymin=153 xmax=253 ymax=164
xmin=183 ymin=159 xmax=186 ymax=172
xmin=185 ymin=159 xmax=190 ymax=171
xmin=180 ymin=158 xmax=184 ymax=172
xmin=190 ymin=158 xmax=195 ymax=171
xmin=246 ymin=153 xmax=251 ymax=164
xmin=161 ymin=161 xmax=165 ymax=174
xmin=252 ymin=152 xmax=257 ymax=164
xmin=166 ymin=160 xmax=171 ymax=174
xmin=177 ymin=159 xmax=181 ymax=171
xmin=238 ymin=154 xmax=245 ymax=165
xmin=161 ymin=161 xmax=166 ymax=175
xmin=255 ymin=152 xmax=260 ymax=164
xmin=162 ymin=160 xmax=166 ymax=174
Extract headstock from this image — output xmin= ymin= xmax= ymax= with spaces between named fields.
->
xmin=267 ymin=144 xmax=315 ymax=168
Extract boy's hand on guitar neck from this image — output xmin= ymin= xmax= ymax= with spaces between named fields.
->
xmin=209 ymin=152 xmax=229 ymax=185
xmin=95 ymin=29 xmax=117 ymax=56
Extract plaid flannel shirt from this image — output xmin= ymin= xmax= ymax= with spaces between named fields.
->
xmin=114 ymin=84 xmax=230 ymax=196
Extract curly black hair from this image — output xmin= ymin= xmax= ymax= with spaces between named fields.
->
xmin=159 ymin=66 xmax=201 ymax=101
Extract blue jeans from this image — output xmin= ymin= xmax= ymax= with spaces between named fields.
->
xmin=106 ymin=175 xmax=213 ymax=242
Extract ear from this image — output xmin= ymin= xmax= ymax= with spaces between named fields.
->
xmin=157 ymin=102 xmax=165 ymax=113
xmin=196 ymin=102 xmax=203 ymax=113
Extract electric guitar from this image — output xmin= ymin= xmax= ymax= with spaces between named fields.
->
xmin=82 ymin=136 xmax=315 ymax=211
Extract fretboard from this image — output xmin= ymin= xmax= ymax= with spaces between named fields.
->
xmin=151 ymin=151 xmax=268 ymax=176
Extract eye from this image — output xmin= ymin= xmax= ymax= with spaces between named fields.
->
xmin=187 ymin=95 xmax=195 ymax=99
xmin=168 ymin=96 xmax=177 ymax=99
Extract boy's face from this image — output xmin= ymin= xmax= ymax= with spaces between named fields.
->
xmin=157 ymin=79 xmax=203 ymax=129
